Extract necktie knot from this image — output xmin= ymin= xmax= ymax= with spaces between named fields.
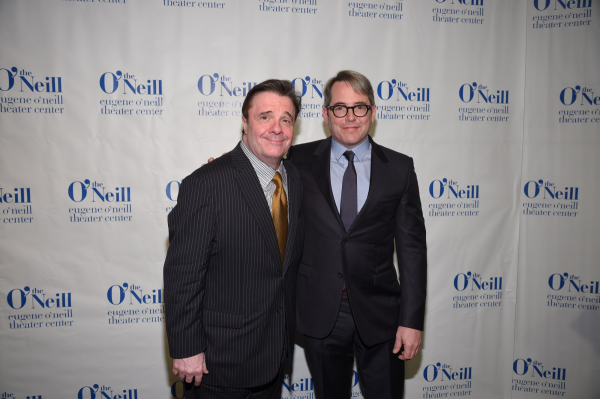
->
xmin=343 ymin=150 xmax=355 ymax=163
xmin=272 ymin=172 xmax=283 ymax=188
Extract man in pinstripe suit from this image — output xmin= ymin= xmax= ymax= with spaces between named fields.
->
xmin=164 ymin=80 xmax=304 ymax=398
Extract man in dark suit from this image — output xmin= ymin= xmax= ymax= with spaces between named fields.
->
xmin=164 ymin=80 xmax=304 ymax=399
xmin=288 ymin=70 xmax=427 ymax=399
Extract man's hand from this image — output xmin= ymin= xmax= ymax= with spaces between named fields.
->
xmin=392 ymin=326 xmax=422 ymax=360
xmin=201 ymin=153 xmax=227 ymax=167
xmin=173 ymin=353 xmax=209 ymax=386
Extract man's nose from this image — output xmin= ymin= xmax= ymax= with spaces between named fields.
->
xmin=270 ymin=119 xmax=284 ymax=133
xmin=346 ymin=108 xmax=357 ymax=121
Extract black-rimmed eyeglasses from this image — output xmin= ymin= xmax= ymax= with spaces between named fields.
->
xmin=327 ymin=104 xmax=372 ymax=118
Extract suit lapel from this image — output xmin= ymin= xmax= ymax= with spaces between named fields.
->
xmin=282 ymin=159 xmax=298 ymax=275
xmin=231 ymin=144 xmax=282 ymax=267
xmin=346 ymin=137 xmax=389 ymax=236
xmin=312 ymin=137 xmax=344 ymax=230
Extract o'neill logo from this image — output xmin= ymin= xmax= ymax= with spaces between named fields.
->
xmin=377 ymin=79 xmax=430 ymax=103
xmin=533 ymin=0 xmax=591 ymax=11
xmin=165 ymin=180 xmax=181 ymax=213
xmin=7 ymin=286 xmax=72 ymax=310
xmin=67 ymin=180 xmax=132 ymax=223
xmin=422 ymin=362 xmax=473 ymax=397
xmin=548 ymin=273 xmax=598 ymax=294
xmin=513 ymin=358 xmax=566 ymax=380
xmin=0 ymin=66 xmax=64 ymax=114
xmin=1 ymin=187 xmax=33 ymax=224
xmin=547 ymin=273 xmax=600 ymax=310
xmin=166 ymin=180 xmax=181 ymax=202
xmin=68 ymin=180 xmax=131 ymax=203
xmin=197 ymin=73 xmax=255 ymax=117
xmin=107 ymin=283 xmax=163 ymax=306
xmin=459 ymin=82 xmax=508 ymax=104
xmin=524 ymin=180 xmax=579 ymax=200
xmin=428 ymin=179 xmax=480 ymax=218
xmin=106 ymin=283 xmax=165 ymax=325
xmin=291 ymin=75 xmax=324 ymax=100
xmin=430 ymin=179 xmax=479 ymax=199
xmin=198 ymin=73 xmax=256 ymax=97
xmin=452 ymin=272 xmax=503 ymax=309
xmin=376 ymin=79 xmax=431 ymax=121
xmin=512 ymin=358 xmax=567 ymax=395
xmin=432 ymin=0 xmax=484 ymax=26
xmin=99 ymin=70 xmax=162 ymax=95
xmin=458 ymin=82 xmax=510 ymax=122
xmin=6 ymin=286 xmax=74 ymax=329
xmin=558 ymin=86 xmax=600 ymax=124
xmin=454 ymin=272 xmax=502 ymax=291
xmin=0 ymin=187 xmax=31 ymax=204
xmin=98 ymin=70 xmax=163 ymax=115
xmin=78 ymin=385 xmax=138 ymax=399
xmin=531 ymin=0 xmax=592 ymax=30
xmin=522 ymin=179 xmax=579 ymax=217
xmin=560 ymin=85 xmax=599 ymax=106
xmin=423 ymin=362 xmax=472 ymax=382
xmin=0 ymin=66 xmax=62 ymax=93
xmin=282 ymin=374 xmax=318 ymax=397
xmin=523 ymin=179 xmax=579 ymax=201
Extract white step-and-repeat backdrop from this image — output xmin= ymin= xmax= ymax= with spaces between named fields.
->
xmin=0 ymin=1 xmax=598 ymax=398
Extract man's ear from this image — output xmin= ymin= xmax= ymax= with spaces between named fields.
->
xmin=242 ymin=116 xmax=248 ymax=135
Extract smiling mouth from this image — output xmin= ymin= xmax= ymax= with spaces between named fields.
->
xmin=264 ymin=137 xmax=286 ymax=143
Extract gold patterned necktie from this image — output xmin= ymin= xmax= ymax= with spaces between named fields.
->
xmin=271 ymin=172 xmax=288 ymax=265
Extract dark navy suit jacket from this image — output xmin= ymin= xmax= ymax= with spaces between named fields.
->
xmin=289 ymin=136 xmax=426 ymax=346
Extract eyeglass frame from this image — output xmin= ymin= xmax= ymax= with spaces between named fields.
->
xmin=326 ymin=104 xmax=373 ymax=118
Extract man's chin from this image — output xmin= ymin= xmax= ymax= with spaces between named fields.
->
xmin=264 ymin=139 xmax=287 ymax=146
xmin=268 ymin=150 xmax=287 ymax=160
xmin=336 ymin=135 xmax=367 ymax=149
xmin=266 ymin=142 xmax=289 ymax=153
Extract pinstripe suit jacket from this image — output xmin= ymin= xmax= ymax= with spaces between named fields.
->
xmin=164 ymin=143 xmax=304 ymax=388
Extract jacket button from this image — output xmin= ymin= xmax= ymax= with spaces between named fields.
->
xmin=342 ymin=239 xmax=347 ymax=245
xmin=277 ymin=308 xmax=283 ymax=314
xmin=338 ymin=273 xmax=344 ymax=278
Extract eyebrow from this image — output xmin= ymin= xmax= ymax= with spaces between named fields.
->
xmin=331 ymin=101 xmax=369 ymax=106
xmin=257 ymin=110 xmax=294 ymax=122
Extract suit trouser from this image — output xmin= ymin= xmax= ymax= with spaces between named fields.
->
xmin=184 ymin=363 xmax=285 ymax=399
xmin=303 ymin=295 xmax=404 ymax=399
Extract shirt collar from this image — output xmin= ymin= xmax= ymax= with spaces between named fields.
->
xmin=240 ymin=140 xmax=286 ymax=189
xmin=331 ymin=136 xmax=371 ymax=162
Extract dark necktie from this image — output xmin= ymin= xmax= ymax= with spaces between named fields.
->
xmin=271 ymin=172 xmax=288 ymax=265
xmin=340 ymin=151 xmax=357 ymax=232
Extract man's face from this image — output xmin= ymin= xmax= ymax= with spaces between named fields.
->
xmin=242 ymin=91 xmax=296 ymax=170
xmin=323 ymin=81 xmax=376 ymax=149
